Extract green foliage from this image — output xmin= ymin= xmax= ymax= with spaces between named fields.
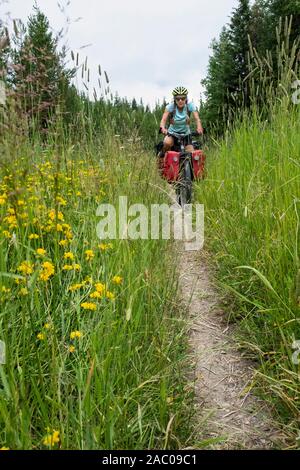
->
xmin=11 ymin=6 xmax=74 ymax=135
xmin=0 ymin=132 xmax=194 ymax=449
xmin=201 ymin=29 xmax=235 ymax=133
xmin=1 ymin=6 xmax=165 ymax=148
xmin=202 ymin=1 xmax=253 ymax=133
xmin=202 ymin=0 xmax=300 ymax=134
xmin=268 ymin=0 xmax=300 ymax=46
xmin=197 ymin=29 xmax=300 ymax=440
xmin=0 ymin=22 xmax=10 ymax=82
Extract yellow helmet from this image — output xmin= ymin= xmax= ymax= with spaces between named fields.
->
xmin=172 ymin=86 xmax=188 ymax=96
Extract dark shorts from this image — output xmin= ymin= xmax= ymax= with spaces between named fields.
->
xmin=168 ymin=133 xmax=192 ymax=147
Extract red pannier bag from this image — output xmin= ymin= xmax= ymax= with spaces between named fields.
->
xmin=162 ymin=150 xmax=206 ymax=182
xmin=192 ymin=150 xmax=206 ymax=179
xmin=162 ymin=151 xmax=180 ymax=181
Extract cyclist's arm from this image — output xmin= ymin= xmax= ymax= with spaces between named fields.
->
xmin=192 ymin=111 xmax=204 ymax=134
xmin=160 ymin=111 xmax=170 ymax=133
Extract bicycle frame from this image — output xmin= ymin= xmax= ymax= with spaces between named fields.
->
xmin=169 ymin=132 xmax=198 ymax=206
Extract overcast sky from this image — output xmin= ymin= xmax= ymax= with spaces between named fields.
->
xmin=1 ymin=0 xmax=238 ymax=108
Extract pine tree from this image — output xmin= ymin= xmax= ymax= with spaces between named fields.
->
xmin=249 ymin=0 xmax=272 ymax=54
xmin=202 ymin=1 xmax=254 ymax=132
xmin=0 ymin=22 xmax=10 ymax=83
xmin=131 ymin=97 xmax=138 ymax=110
xmin=267 ymin=0 xmax=300 ymax=47
xmin=12 ymin=6 xmax=74 ymax=134
xmin=201 ymin=28 xmax=236 ymax=132
xmin=228 ymin=0 xmax=252 ymax=95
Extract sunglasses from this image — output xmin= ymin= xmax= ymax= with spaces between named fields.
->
xmin=175 ymin=96 xmax=187 ymax=101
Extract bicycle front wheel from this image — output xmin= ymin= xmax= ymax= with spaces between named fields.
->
xmin=179 ymin=160 xmax=192 ymax=206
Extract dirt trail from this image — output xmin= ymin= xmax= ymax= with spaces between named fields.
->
xmin=177 ymin=246 xmax=284 ymax=449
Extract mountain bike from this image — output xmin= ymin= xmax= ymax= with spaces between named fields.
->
xmin=156 ymin=131 xmax=205 ymax=207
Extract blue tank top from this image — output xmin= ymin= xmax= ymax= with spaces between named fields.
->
xmin=166 ymin=101 xmax=196 ymax=135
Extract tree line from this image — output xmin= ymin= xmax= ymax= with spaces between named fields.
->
xmin=1 ymin=2 xmax=299 ymax=143
xmin=201 ymin=0 xmax=300 ymax=133
xmin=0 ymin=6 xmax=164 ymax=148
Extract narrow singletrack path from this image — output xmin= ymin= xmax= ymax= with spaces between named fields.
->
xmin=177 ymin=247 xmax=284 ymax=449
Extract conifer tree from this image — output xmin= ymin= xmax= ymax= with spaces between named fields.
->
xmin=12 ymin=6 xmax=74 ymax=133
xmin=228 ymin=0 xmax=252 ymax=85
xmin=0 ymin=22 xmax=10 ymax=83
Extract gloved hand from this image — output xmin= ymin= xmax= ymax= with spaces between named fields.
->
xmin=160 ymin=127 xmax=168 ymax=135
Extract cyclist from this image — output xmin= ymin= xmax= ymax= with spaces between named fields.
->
xmin=158 ymin=86 xmax=203 ymax=168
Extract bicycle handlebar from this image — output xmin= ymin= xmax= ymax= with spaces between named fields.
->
xmin=168 ymin=131 xmax=203 ymax=139
xmin=158 ymin=128 xmax=203 ymax=137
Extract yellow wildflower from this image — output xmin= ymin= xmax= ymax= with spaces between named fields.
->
xmin=17 ymin=261 xmax=34 ymax=275
xmin=83 ymin=275 xmax=93 ymax=285
xmin=44 ymin=323 xmax=53 ymax=330
xmin=98 ymin=242 xmax=113 ymax=251
xmin=44 ymin=224 xmax=53 ymax=233
xmin=48 ymin=209 xmax=64 ymax=222
xmin=2 ymin=230 xmax=11 ymax=238
xmin=80 ymin=302 xmax=97 ymax=311
xmin=62 ymin=264 xmax=81 ymax=272
xmin=69 ymin=345 xmax=75 ymax=353
xmin=56 ymin=224 xmax=63 ymax=232
xmin=70 ymin=331 xmax=82 ymax=340
xmin=29 ymin=233 xmax=39 ymax=240
xmin=59 ymin=239 xmax=68 ymax=247
xmin=65 ymin=230 xmax=73 ymax=240
xmin=39 ymin=261 xmax=55 ymax=281
xmin=68 ymin=283 xmax=84 ymax=292
xmin=85 ymin=249 xmax=94 ymax=261
xmin=62 ymin=223 xmax=71 ymax=231
xmin=1 ymin=286 xmax=11 ymax=293
xmin=37 ymin=332 xmax=45 ymax=341
xmin=20 ymin=287 xmax=29 ymax=296
xmin=95 ymin=282 xmax=106 ymax=293
xmin=0 ymin=447 xmax=10 ymax=450
xmin=36 ymin=248 xmax=46 ymax=256
xmin=5 ymin=215 xmax=17 ymax=229
xmin=112 ymin=275 xmax=123 ymax=285
xmin=0 ymin=194 xmax=7 ymax=205
xmin=62 ymin=264 xmax=73 ymax=271
xmin=64 ymin=252 xmax=74 ymax=261
xmin=90 ymin=291 xmax=102 ymax=299
xmin=43 ymin=429 xmax=60 ymax=447
xmin=56 ymin=196 xmax=67 ymax=206
xmin=106 ymin=291 xmax=115 ymax=300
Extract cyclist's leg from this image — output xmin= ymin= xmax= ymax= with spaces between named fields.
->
xmin=162 ymin=135 xmax=174 ymax=154
xmin=184 ymin=134 xmax=194 ymax=153
xmin=157 ymin=135 xmax=174 ymax=175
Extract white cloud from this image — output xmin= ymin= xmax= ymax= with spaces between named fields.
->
xmin=1 ymin=0 xmax=238 ymax=108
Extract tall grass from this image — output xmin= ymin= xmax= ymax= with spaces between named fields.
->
xmin=0 ymin=103 xmax=194 ymax=449
xmin=196 ymin=26 xmax=300 ymax=444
